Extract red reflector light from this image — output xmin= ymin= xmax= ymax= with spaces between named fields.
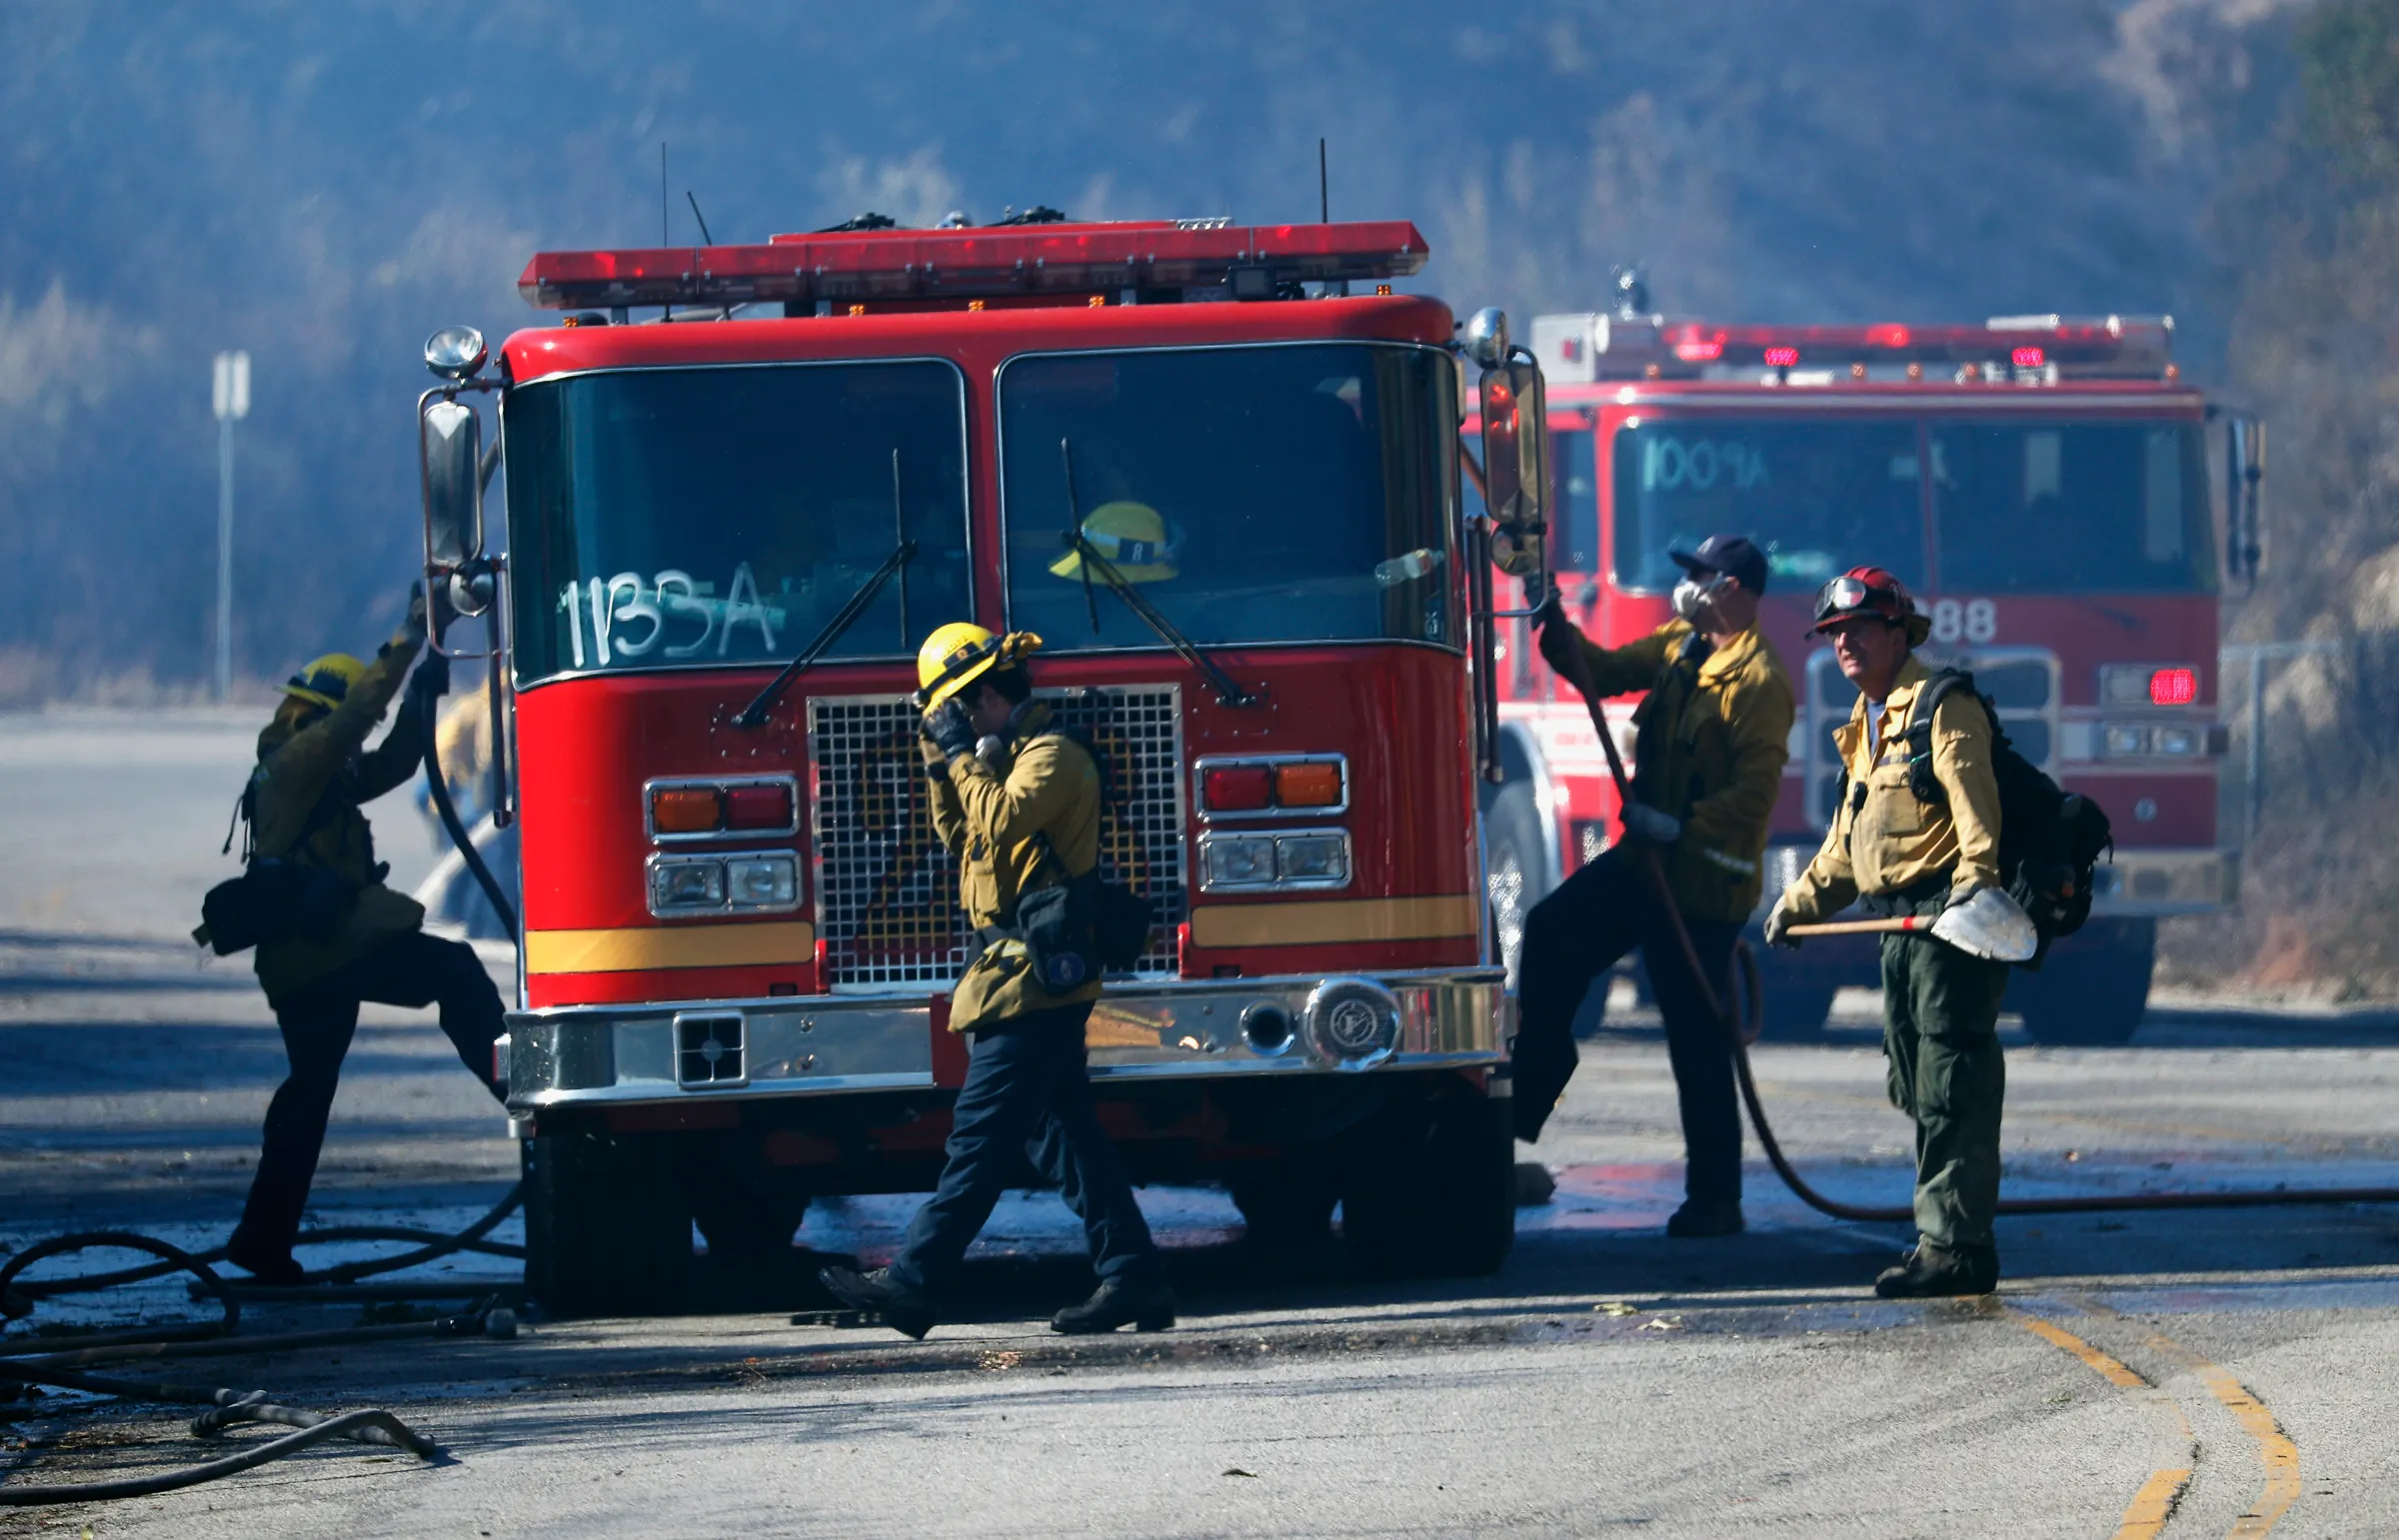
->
xmin=651 ymin=786 xmax=724 ymax=834
xmin=725 ymin=782 xmax=794 ymax=830
xmin=2149 ymin=668 xmax=2197 ymax=706
xmin=1673 ymin=339 xmax=1724 ymax=362
xmin=1273 ymin=763 xmax=1344 ymax=808
xmin=2012 ymin=346 xmax=2046 ymax=368
xmin=1202 ymin=766 xmax=1273 ymax=812
xmin=1762 ymin=346 xmax=1799 ymax=368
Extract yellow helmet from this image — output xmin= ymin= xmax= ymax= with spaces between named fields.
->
xmin=1050 ymin=501 xmax=1181 ymax=584
xmin=278 ymin=653 xmax=369 ymax=713
xmin=914 ymin=623 xmax=1044 ymax=711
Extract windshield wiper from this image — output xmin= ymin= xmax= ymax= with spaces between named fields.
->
xmin=734 ymin=449 xmax=918 ymax=729
xmin=1059 ymin=438 xmax=1260 ymax=709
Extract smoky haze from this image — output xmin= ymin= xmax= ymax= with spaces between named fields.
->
xmin=0 ymin=1 xmax=2292 ymax=699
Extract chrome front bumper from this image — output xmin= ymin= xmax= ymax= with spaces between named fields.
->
xmin=2091 ymin=846 xmax=2237 ymax=917
xmin=502 ymin=968 xmax=1508 ymax=1119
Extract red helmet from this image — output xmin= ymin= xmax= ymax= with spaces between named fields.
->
xmin=1810 ymin=566 xmax=1931 ymax=645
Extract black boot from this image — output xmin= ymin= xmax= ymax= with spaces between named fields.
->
xmin=1051 ymin=1275 xmax=1176 ymax=1335
xmin=1873 ymin=1241 xmax=1999 ymax=1299
xmin=225 ymin=1229 xmax=306 ymax=1286
xmin=817 ymin=1264 xmax=937 ymax=1340
xmin=1665 ymin=1200 xmax=1745 ymax=1238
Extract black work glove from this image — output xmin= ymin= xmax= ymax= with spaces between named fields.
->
xmin=410 ymin=651 xmax=452 ymax=703
xmin=1535 ymin=602 xmax=1588 ymax=687
xmin=923 ymin=699 xmax=976 ymax=760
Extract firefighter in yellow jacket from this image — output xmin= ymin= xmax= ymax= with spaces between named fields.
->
xmin=1519 ymin=535 xmax=1794 ymax=1238
xmin=1764 ymin=567 xmax=2010 ymax=1297
xmin=224 ymin=588 xmax=505 ymax=1284
xmin=820 ymin=624 xmax=1171 ymax=1339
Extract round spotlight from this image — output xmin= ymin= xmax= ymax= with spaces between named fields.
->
xmin=1301 ymin=977 xmax=1399 ymax=1070
xmin=424 ymin=325 xmax=489 ymax=381
xmin=1462 ymin=307 xmax=1510 ymax=370
xmin=1239 ymin=1001 xmax=1294 ymax=1056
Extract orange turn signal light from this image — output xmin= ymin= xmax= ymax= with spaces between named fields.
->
xmin=1272 ymin=763 xmax=1343 ymax=808
xmin=652 ymin=785 xmax=725 ymax=834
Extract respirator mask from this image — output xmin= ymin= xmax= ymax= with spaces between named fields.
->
xmin=1671 ymin=572 xmax=1731 ymax=624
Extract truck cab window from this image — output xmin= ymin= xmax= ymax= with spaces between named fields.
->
xmin=504 ymin=361 xmax=972 ymax=683
xmin=999 ymin=343 xmax=1456 ymax=651
xmin=1930 ymin=421 xmax=2215 ymax=594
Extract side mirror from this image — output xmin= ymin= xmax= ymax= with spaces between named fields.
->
xmin=1477 ymin=348 xmax=1550 ymax=585
xmin=2220 ymin=412 xmax=2265 ymax=587
xmin=420 ymin=397 xmax=487 ymax=611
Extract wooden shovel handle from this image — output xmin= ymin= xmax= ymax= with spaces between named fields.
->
xmin=1782 ymin=916 xmax=1928 ymax=937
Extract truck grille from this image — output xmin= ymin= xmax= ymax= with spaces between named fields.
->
xmin=1803 ymin=646 xmax=2058 ymax=827
xmin=809 ymin=687 xmax=1187 ymax=991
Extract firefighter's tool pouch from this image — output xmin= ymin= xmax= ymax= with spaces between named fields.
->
xmin=200 ymin=859 xmax=355 ymax=956
xmin=1016 ymin=839 xmax=1151 ymax=989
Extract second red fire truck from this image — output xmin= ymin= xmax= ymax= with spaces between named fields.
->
xmin=1480 ymin=299 xmax=2258 ymax=1045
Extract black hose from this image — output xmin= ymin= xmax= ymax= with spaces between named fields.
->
xmin=4 ymin=1184 xmax=525 ymax=1301
xmin=0 ymin=1409 xmax=438 ymax=1506
xmin=417 ymin=677 xmax=519 ymax=941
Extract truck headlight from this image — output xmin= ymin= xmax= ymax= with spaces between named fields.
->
xmin=1201 ymin=833 xmax=1277 ymax=888
xmin=651 ymin=857 xmax=728 ymax=913
xmin=2102 ymin=724 xmax=2151 ymax=759
xmin=727 ymin=854 xmax=800 ymax=909
xmin=2152 ymin=726 xmax=2203 ymax=757
xmin=1275 ymin=832 xmax=1350 ymax=885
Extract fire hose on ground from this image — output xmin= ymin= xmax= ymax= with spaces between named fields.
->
xmin=0 ymin=711 xmax=529 ymax=1506
xmin=1548 ymin=618 xmax=2399 ymax=1223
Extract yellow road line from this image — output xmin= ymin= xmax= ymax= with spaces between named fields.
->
xmin=2072 ymin=1299 xmax=2303 ymax=1538
xmin=2008 ymin=1310 xmax=2195 ymax=1540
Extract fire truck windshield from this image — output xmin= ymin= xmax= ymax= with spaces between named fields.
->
xmin=998 ymin=343 xmax=1455 ymax=651
xmin=1609 ymin=415 xmax=2216 ymax=599
xmin=1611 ymin=420 xmax=1926 ymax=594
xmin=505 ymin=361 xmax=972 ymax=682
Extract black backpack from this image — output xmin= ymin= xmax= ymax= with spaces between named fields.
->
xmin=196 ymin=776 xmax=362 ymax=956
xmin=1893 ymin=670 xmax=2114 ymax=968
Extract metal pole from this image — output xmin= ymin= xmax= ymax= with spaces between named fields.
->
xmin=2246 ymin=649 xmax=2265 ymax=846
xmin=215 ymin=415 xmax=234 ymax=701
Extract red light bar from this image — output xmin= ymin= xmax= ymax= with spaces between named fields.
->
xmin=1645 ymin=316 xmax=2170 ymax=370
xmin=518 ymin=220 xmax=1430 ymax=311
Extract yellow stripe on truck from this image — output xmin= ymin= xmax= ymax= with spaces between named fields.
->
xmin=524 ymin=921 xmax=816 ymax=975
xmin=1189 ymin=894 xmax=1479 ymax=949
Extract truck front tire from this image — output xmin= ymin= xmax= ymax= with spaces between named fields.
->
xmin=2011 ymin=919 xmax=2154 ymax=1047
xmin=1337 ymin=1082 xmax=1514 ymax=1280
xmin=524 ymin=1130 xmax=693 ymax=1316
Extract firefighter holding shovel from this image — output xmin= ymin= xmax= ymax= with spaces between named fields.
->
xmin=1764 ymin=568 xmax=2036 ymax=1298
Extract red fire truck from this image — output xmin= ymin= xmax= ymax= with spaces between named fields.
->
xmin=412 ymin=217 xmax=1550 ymax=1313
xmin=1479 ymin=303 xmax=2260 ymax=1046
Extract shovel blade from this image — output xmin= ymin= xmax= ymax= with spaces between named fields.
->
xmin=1928 ymin=886 xmax=2038 ymax=963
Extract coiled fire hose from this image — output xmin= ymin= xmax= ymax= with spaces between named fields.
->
xmin=1550 ymin=622 xmax=2399 ymax=1221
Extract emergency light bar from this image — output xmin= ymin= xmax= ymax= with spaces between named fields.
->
xmin=518 ymin=220 xmax=1429 ymax=310
xmin=1531 ymin=311 xmax=2175 ymax=383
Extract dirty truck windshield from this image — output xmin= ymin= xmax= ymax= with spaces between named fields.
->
xmin=506 ymin=361 xmax=971 ymax=682
xmin=1611 ymin=417 xmax=2214 ymax=595
xmin=1000 ymin=343 xmax=1455 ymax=650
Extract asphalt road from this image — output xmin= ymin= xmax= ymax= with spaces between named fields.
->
xmin=4 ymin=708 xmax=2398 ymax=1538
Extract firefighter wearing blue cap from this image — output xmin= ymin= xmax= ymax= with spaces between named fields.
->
xmin=215 ymin=587 xmax=506 ymax=1284
xmin=1517 ymin=534 xmax=1794 ymax=1238
xmin=819 ymin=622 xmax=1172 ymax=1339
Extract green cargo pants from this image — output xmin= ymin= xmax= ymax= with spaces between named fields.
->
xmin=1880 ymin=930 xmax=2010 ymax=1253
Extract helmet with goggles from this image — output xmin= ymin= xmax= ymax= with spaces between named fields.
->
xmin=1810 ymin=567 xmax=1931 ymax=646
